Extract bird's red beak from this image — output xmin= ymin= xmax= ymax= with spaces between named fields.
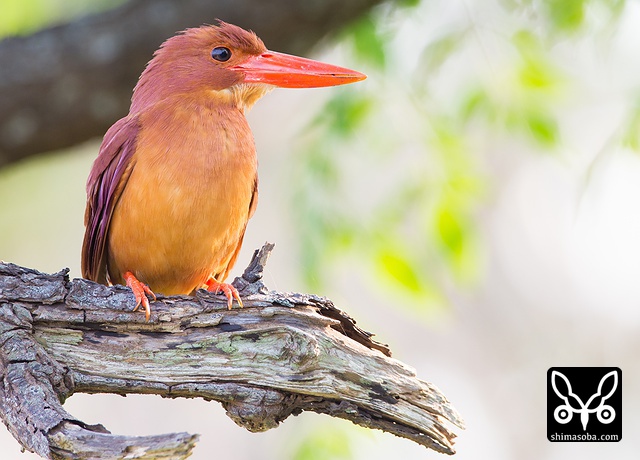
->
xmin=232 ymin=51 xmax=366 ymax=88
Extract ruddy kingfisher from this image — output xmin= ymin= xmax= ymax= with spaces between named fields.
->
xmin=81 ymin=21 xmax=365 ymax=320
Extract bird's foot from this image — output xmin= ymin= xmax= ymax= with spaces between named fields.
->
xmin=205 ymin=278 xmax=243 ymax=309
xmin=123 ymin=271 xmax=156 ymax=321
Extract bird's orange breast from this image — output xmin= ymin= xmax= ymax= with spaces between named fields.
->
xmin=106 ymin=94 xmax=257 ymax=295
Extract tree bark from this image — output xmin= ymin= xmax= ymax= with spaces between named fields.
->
xmin=0 ymin=0 xmax=385 ymax=169
xmin=0 ymin=244 xmax=463 ymax=459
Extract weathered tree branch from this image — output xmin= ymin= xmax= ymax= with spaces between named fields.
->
xmin=0 ymin=244 xmax=463 ymax=459
xmin=0 ymin=0 xmax=386 ymax=168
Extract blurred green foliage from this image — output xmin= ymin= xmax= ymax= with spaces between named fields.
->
xmin=350 ymin=14 xmax=387 ymax=70
xmin=0 ymin=0 xmax=123 ymax=38
xmin=292 ymin=0 xmax=630 ymax=315
xmin=502 ymin=0 xmax=625 ymax=34
xmin=621 ymin=96 xmax=640 ymax=150
xmin=290 ymin=424 xmax=354 ymax=460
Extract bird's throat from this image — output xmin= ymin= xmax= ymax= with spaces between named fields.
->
xmin=214 ymin=83 xmax=274 ymax=112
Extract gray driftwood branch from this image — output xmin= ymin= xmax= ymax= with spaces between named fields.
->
xmin=0 ymin=243 xmax=463 ymax=459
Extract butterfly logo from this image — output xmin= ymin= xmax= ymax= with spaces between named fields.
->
xmin=550 ymin=370 xmax=617 ymax=430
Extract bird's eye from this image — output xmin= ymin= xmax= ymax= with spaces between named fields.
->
xmin=211 ymin=47 xmax=231 ymax=62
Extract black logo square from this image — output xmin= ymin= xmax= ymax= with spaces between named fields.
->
xmin=547 ymin=367 xmax=621 ymax=442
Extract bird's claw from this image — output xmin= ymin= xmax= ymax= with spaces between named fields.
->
xmin=124 ymin=271 xmax=156 ymax=321
xmin=205 ymin=279 xmax=243 ymax=309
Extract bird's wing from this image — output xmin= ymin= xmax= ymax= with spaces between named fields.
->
xmin=248 ymin=176 xmax=258 ymax=219
xmin=216 ymin=176 xmax=258 ymax=283
xmin=82 ymin=116 xmax=140 ymax=283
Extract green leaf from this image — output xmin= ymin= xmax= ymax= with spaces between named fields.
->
xmin=460 ymin=88 xmax=495 ymax=122
xmin=398 ymin=0 xmax=422 ymax=7
xmin=0 ymin=0 xmax=48 ymax=37
xmin=621 ymin=97 xmax=640 ymax=151
xmin=544 ymin=0 xmax=586 ymax=32
xmin=305 ymin=147 xmax=339 ymax=186
xmin=316 ymin=92 xmax=373 ymax=137
xmin=435 ymin=207 xmax=465 ymax=258
xmin=606 ymin=0 xmax=627 ymax=19
xmin=518 ymin=58 xmax=557 ymax=90
xmin=512 ymin=29 xmax=542 ymax=58
xmin=418 ymin=29 xmax=467 ymax=74
xmin=292 ymin=425 xmax=353 ymax=460
xmin=376 ymin=249 xmax=423 ymax=294
xmin=0 ymin=0 xmax=125 ymax=38
xmin=526 ymin=111 xmax=559 ymax=146
xmin=350 ymin=14 xmax=386 ymax=70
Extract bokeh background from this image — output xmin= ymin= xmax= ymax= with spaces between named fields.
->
xmin=1 ymin=0 xmax=639 ymax=458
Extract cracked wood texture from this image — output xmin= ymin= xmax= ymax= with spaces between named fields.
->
xmin=0 ymin=244 xmax=463 ymax=459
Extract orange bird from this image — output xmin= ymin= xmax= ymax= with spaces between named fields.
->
xmin=81 ymin=22 xmax=365 ymax=320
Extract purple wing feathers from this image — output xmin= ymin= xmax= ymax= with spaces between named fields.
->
xmin=82 ymin=116 xmax=140 ymax=283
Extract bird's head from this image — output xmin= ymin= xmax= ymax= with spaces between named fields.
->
xmin=131 ymin=22 xmax=366 ymax=113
